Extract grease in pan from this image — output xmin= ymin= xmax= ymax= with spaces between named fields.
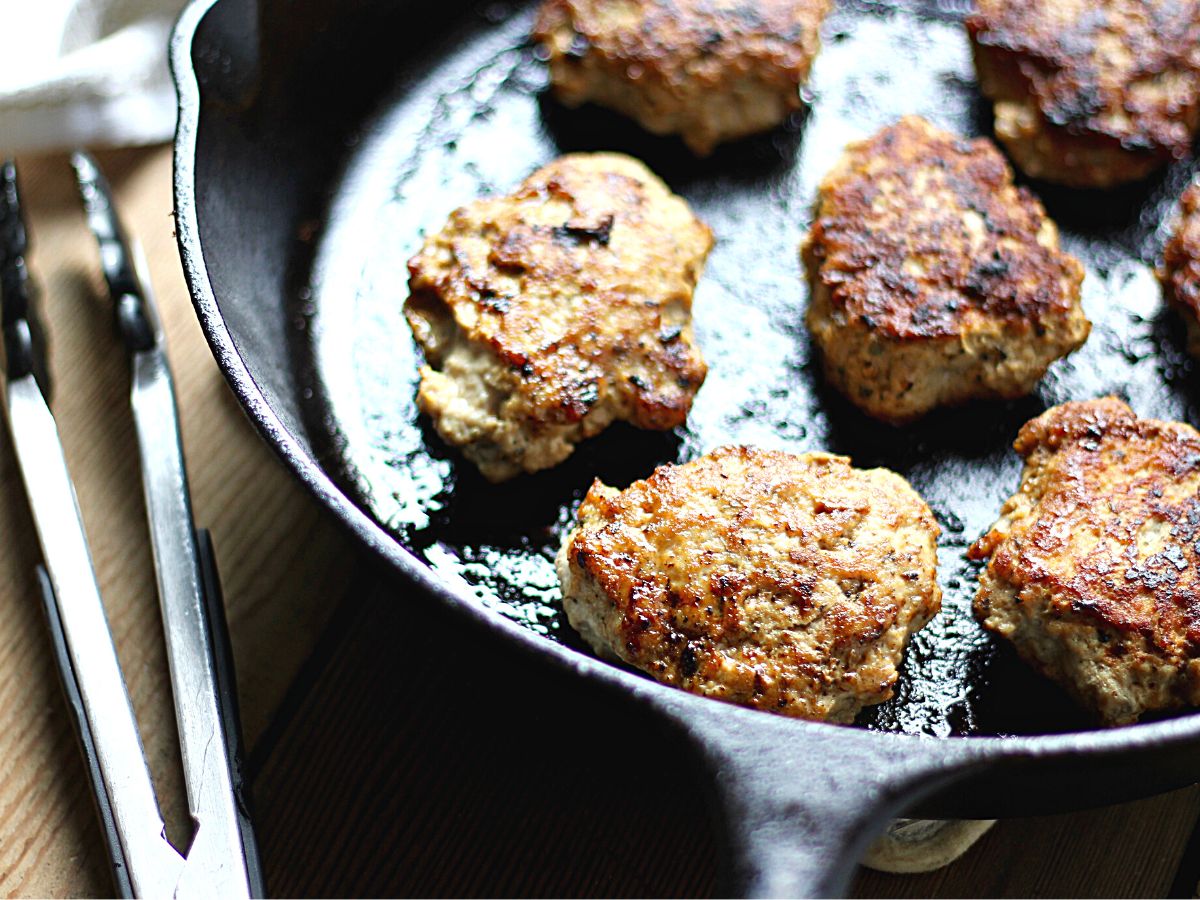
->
xmin=305 ymin=0 xmax=1200 ymax=737
xmin=1161 ymin=181 xmax=1200 ymax=358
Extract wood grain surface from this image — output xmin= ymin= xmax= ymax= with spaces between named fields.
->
xmin=2 ymin=145 xmax=1200 ymax=898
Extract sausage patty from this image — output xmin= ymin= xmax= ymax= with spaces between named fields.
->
xmin=803 ymin=116 xmax=1090 ymax=425
xmin=405 ymin=153 xmax=712 ymax=481
xmin=970 ymin=398 xmax=1200 ymax=726
xmin=533 ymin=0 xmax=833 ymax=155
xmin=557 ymin=446 xmax=942 ymax=722
xmin=967 ymin=0 xmax=1200 ymax=188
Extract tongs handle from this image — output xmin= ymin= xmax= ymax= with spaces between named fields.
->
xmin=2 ymin=156 xmax=263 ymax=897
xmin=1 ymin=161 xmax=49 ymax=394
xmin=2 ymin=160 xmax=183 ymax=897
xmin=72 ymin=152 xmax=259 ymax=898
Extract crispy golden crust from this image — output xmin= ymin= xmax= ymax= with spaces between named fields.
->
xmin=533 ymin=0 xmax=832 ymax=155
xmin=557 ymin=447 xmax=941 ymax=722
xmin=970 ymin=398 xmax=1200 ymax=725
xmin=968 ymin=0 xmax=1200 ymax=188
xmin=406 ymin=153 xmax=712 ymax=481
xmin=803 ymin=116 xmax=1089 ymax=424
xmin=1161 ymin=182 xmax=1200 ymax=356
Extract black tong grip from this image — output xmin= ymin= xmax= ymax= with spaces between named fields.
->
xmin=1 ymin=161 xmax=50 ymax=392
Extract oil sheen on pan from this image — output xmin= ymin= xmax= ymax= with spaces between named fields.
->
xmin=302 ymin=0 xmax=1200 ymax=737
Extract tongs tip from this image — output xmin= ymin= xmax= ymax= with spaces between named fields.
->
xmin=70 ymin=152 xmax=162 ymax=355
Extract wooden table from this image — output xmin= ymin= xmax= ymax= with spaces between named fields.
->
xmin=2 ymin=146 xmax=1199 ymax=898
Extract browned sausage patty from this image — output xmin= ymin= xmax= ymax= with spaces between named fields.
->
xmin=405 ymin=153 xmax=712 ymax=481
xmin=1161 ymin=181 xmax=1200 ymax=356
xmin=970 ymin=398 xmax=1200 ymax=726
xmin=557 ymin=447 xmax=941 ymax=722
xmin=802 ymin=116 xmax=1089 ymax=425
xmin=968 ymin=0 xmax=1200 ymax=188
xmin=533 ymin=0 xmax=832 ymax=155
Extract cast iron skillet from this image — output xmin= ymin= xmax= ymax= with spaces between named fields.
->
xmin=172 ymin=0 xmax=1200 ymax=894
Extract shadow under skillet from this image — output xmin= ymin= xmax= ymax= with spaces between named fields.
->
xmin=1156 ymin=307 xmax=1200 ymax=421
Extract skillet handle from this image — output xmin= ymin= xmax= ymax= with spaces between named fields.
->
xmin=643 ymin=691 xmax=983 ymax=898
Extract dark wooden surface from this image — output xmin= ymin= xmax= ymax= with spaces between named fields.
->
xmin=251 ymin=571 xmax=1200 ymax=899
xmin=6 ymin=146 xmax=1200 ymax=898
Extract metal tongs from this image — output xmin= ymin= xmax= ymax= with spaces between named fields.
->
xmin=0 ymin=155 xmax=262 ymax=898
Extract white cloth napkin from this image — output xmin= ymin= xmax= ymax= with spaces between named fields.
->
xmin=1 ymin=0 xmax=189 ymax=155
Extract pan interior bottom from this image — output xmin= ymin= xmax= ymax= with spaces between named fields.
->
xmin=304 ymin=0 xmax=1200 ymax=737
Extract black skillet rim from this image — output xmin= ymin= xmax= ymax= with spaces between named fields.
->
xmin=169 ymin=0 xmax=1200 ymax=766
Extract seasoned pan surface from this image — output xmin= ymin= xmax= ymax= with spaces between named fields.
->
xmin=303 ymin=0 xmax=1200 ymax=738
